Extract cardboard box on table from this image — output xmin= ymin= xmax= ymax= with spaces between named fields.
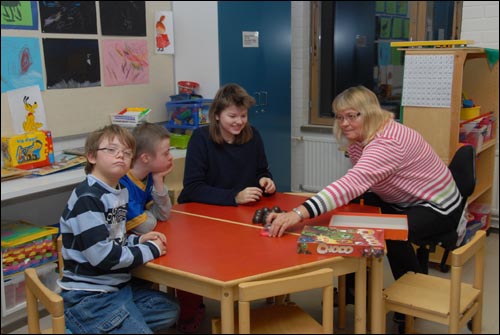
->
xmin=297 ymin=225 xmax=385 ymax=258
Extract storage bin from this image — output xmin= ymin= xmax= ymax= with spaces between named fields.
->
xmin=166 ymin=99 xmax=212 ymax=131
xmin=460 ymin=106 xmax=480 ymax=120
xmin=3 ymin=262 xmax=58 ymax=310
xmin=460 ymin=126 xmax=486 ymax=151
xmin=467 ymin=203 xmax=491 ymax=229
xmin=170 ymin=133 xmax=191 ymax=149
xmin=2 ymin=220 xmax=58 ymax=276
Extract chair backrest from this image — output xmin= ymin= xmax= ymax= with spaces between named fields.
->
xmin=448 ymin=144 xmax=476 ymax=200
xmin=24 ymin=268 xmax=65 ymax=334
xmin=57 ymin=235 xmax=63 ymax=279
xmin=237 ymin=268 xmax=334 ymax=334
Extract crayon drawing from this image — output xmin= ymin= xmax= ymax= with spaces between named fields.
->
xmin=100 ymin=1 xmax=146 ymax=36
xmin=43 ymin=38 xmax=100 ymax=89
xmin=1 ymin=1 xmax=38 ymax=30
xmin=39 ymin=1 xmax=97 ymax=34
xmin=7 ymin=85 xmax=48 ymax=135
xmin=1 ymin=36 xmax=44 ymax=93
xmin=155 ymin=11 xmax=174 ymax=54
xmin=102 ymin=39 xmax=149 ymax=86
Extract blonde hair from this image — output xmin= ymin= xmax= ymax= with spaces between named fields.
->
xmin=332 ymin=86 xmax=392 ymax=146
xmin=84 ymin=125 xmax=135 ymax=174
xmin=208 ymin=83 xmax=255 ymax=145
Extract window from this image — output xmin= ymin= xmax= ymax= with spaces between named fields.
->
xmin=309 ymin=1 xmax=462 ymax=125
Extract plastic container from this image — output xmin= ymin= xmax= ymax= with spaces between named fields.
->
xmin=3 ymin=263 xmax=58 ymax=310
xmin=461 ymin=126 xmax=486 ymax=151
xmin=170 ymin=93 xmax=203 ymax=101
xmin=460 ymin=106 xmax=480 ymax=120
xmin=170 ymin=133 xmax=191 ymax=149
xmin=2 ymin=221 xmax=58 ymax=276
xmin=177 ymin=81 xmax=199 ymax=94
xmin=467 ymin=203 xmax=491 ymax=229
xmin=166 ymin=99 xmax=212 ymax=131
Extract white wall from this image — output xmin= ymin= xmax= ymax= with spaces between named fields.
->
xmin=172 ymin=1 xmax=219 ymax=99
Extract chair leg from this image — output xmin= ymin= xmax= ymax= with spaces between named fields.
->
xmin=439 ymin=249 xmax=451 ymax=273
xmin=416 ymin=246 xmax=430 ymax=274
xmin=404 ymin=315 xmax=414 ymax=334
xmin=337 ymin=275 xmax=347 ymax=329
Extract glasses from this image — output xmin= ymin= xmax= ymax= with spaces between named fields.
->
xmin=97 ymin=147 xmax=133 ymax=159
xmin=335 ymin=112 xmax=361 ymax=123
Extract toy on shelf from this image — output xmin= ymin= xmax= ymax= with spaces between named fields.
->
xmin=166 ymin=99 xmax=212 ymax=131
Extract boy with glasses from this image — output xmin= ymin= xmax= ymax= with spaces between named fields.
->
xmin=58 ymin=124 xmax=179 ymax=334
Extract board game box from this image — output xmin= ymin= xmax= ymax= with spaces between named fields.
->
xmin=297 ymin=225 xmax=385 ymax=258
xmin=1 ymin=130 xmax=54 ymax=170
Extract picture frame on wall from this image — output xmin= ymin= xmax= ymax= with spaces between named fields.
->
xmin=1 ymin=1 xmax=38 ymax=30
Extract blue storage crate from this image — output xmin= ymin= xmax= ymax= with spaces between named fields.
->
xmin=166 ymin=99 xmax=212 ymax=130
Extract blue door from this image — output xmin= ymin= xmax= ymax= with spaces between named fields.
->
xmin=218 ymin=1 xmax=291 ymax=192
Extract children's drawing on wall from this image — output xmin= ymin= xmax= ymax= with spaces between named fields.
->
xmin=1 ymin=36 xmax=44 ymax=93
xmin=7 ymin=85 xmax=48 ymax=134
xmin=155 ymin=11 xmax=174 ymax=55
xmin=99 ymin=1 xmax=146 ymax=36
xmin=1 ymin=1 xmax=38 ymax=30
xmin=42 ymin=38 xmax=100 ymax=89
xmin=39 ymin=1 xmax=97 ymax=34
xmin=102 ymin=39 xmax=149 ymax=86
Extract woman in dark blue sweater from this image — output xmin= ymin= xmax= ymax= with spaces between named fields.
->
xmin=176 ymin=83 xmax=276 ymax=332
xmin=178 ymin=83 xmax=276 ymax=206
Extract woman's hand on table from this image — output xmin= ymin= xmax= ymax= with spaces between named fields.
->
xmin=265 ymin=211 xmax=302 ymax=237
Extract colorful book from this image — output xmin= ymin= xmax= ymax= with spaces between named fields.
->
xmin=297 ymin=225 xmax=385 ymax=258
xmin=30 ymin=153 xmax=86 ymax=176
xmin=329 ymin=212 xmax=408 ymax=241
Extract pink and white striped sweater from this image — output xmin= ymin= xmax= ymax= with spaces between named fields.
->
xmin=304 ymin=120 xmax=462 ymax=218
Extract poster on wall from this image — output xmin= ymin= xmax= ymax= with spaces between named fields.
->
xmin=102 ymin=39 xmax=149 ymax=86
xmin=401 ymin=55 xmax=454 ymax=107
xmin=39 ymin=1 xmax=97 ymax=34
xmin=155 ymin=11 xmax=174 ymax=54
xmin=42 ymin=38 xmax=101 ymax=89
xmin=1 ymin=1 xmax=38 ymax=30
xmin=1 ymin=36 xmax=45 ymax=93
xmin=100 ymin=1 xmax=146 ymax=36
xmin=7 ymin=85 xmax=48 ymax=134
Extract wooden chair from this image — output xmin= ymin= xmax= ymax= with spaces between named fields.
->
xmin=57 ymin=235 xmax=63 ymax=279
xmin=212 ymin=268 xmax=334 ymax=334
xmin=165 ymin=156 xmax=185 ymax=205
xmin=384 ymin=229 xmax=486 ymax=334
xmin=25 ymin=267 xmax=65 ymax=334
xmin=284 ymin=191 xmax=348 ymax=329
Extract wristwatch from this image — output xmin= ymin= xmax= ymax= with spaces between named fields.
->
xmin=292 ymin=207 xmax=305 ymax=221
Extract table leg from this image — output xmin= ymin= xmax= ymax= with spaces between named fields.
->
xmin=354 ymin=257 xmax=367 ymax=334
xmin=338 ymin=275 xmax=346 ymax=329
xmin=370 ymin=257 xmax=385 ymax=333
xmin=220 ymin=288 xmax=235 ymax=334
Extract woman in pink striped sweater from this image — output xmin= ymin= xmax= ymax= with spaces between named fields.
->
xmin=267 ymin=85 xmax=462 ymax=286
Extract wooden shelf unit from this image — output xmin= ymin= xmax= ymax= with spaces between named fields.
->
xmin=401 ymin=47 xmax=498 ymax=231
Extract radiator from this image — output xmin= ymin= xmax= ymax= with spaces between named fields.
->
xmin=301 ymin=137 xmax=351 ymax=192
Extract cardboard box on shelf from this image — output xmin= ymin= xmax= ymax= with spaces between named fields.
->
xmin=1 ymin=130 xmax=54 ymax=170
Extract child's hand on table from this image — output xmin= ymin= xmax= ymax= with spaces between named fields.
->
xmin=140 ymin=231 xmax=167 ymax=255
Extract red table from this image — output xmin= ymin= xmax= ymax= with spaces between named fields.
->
xmin=132 ymin=193 xmax=385 ymax=333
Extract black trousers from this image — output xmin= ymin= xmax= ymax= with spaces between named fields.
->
xmin=346 ymin=192 xmax=461 ymax=298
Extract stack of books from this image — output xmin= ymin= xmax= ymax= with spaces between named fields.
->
xmin=111 ymin=107 xmax=151 ymax=127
